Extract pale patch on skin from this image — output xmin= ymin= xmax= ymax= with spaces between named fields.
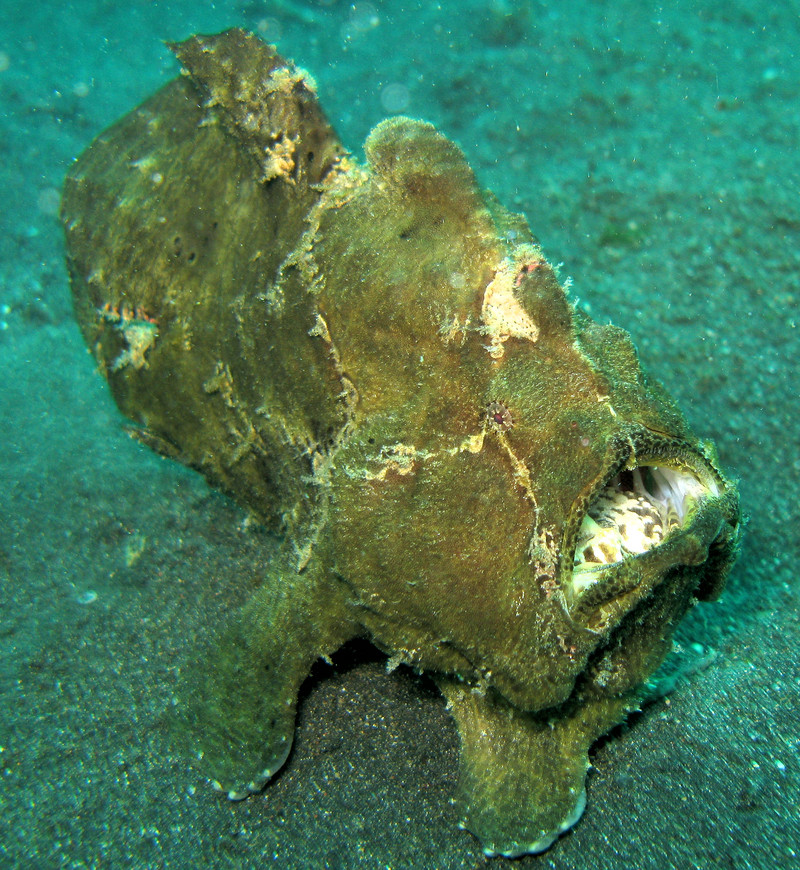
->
xmin=97 ymin=303 xmax=159 ymax=372
xmin=271 ymin=65 xmax=317 ymax=97
xmin=111 ymin=320 xmax=158 ymax=371
xmin=260 ymin=133 xmax=299 ymax=182
xmin=438 ymin=311 xmax=472 ymax=346
xmin=354 ymin=430 xmax=488 ymax=483
xmin=362 ymin=442 xmax=432 ymax=481
xmin=449 ymin=430 xmax=485 ymax=455
xmin=493 ymin=430 xmax=536 ymax=505
xmin=481 ymin=251 xmax=540 ymax=359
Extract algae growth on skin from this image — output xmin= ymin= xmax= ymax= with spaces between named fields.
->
xmin=61 ymin=29 xmax=741 ymax=858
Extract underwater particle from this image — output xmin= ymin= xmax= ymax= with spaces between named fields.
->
xmin=77 ymin=590 xmax=98 ymax=605
xmin=380 ymin=83 xmax=410 ymax=113
xmin=255 ymin=17 xmax=283 ymax=40
xmin=349 ymin=2 xmax=380 ymax=32
xmin=486 ymin=400 xmax=514 ymax=431
xmin=341 ymin=2 xmax=380 ymax=42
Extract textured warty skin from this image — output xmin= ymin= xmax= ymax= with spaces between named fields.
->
xmin=62 ymin=29 xmax=741 ymax=858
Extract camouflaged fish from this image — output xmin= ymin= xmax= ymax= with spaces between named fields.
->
xmin=61 ymin=29 xmax=741 ymax=858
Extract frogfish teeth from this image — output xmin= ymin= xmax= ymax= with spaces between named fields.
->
xmin=61 ymin=28 xmax=742 ymax=858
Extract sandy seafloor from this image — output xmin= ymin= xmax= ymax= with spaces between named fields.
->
xmin=1 ymin=0 xmax=799 ymax=867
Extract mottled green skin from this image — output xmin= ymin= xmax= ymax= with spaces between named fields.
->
xmin=62 ymin=30 xmax=741 ymax=857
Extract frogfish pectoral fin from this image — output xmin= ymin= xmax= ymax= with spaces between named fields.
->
xmin=172 ymin=559 xmax=358 ymax=800
xmin=436 ymin=676 xmax=633 ymax=858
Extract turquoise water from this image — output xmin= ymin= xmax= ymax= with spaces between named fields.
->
xmin=1 ymin=1 xmax=798 ymax=867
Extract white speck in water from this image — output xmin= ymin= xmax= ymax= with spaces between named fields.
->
xmin=77 ymin=590 xmax=98 ymax=605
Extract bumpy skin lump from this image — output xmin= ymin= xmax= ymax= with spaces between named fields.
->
xmin=61 ymin=29 xmax=742 ymax=858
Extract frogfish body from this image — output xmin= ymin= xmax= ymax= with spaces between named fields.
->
xmin=61 ymin=29 xmax=741 ymax=857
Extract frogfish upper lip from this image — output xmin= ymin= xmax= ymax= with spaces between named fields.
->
xmin=564 ymin=435 xmax=739 ymax=618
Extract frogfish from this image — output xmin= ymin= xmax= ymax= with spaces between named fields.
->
xmin=61 ymin=29 xmax=741 ymax=857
